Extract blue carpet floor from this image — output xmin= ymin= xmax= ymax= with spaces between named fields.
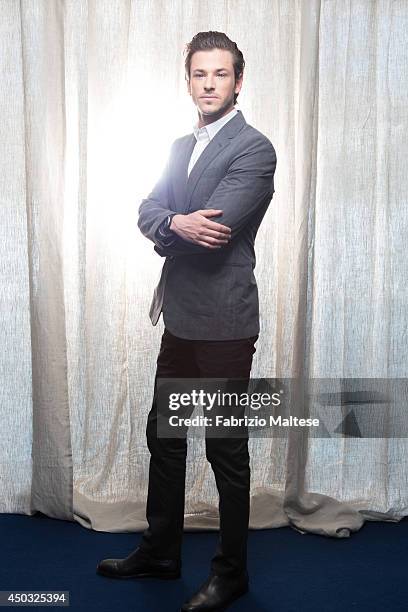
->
xmin=0 ymin=513 xmax=407 ymax=611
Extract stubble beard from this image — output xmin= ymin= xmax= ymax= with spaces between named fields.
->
xmin=198 ymin=91 xmax=235 ymax=120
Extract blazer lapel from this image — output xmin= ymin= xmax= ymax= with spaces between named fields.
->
xmin=179 ymin=110 xmax=247 ymax=214
xmin=172 ymin=135 xmax=196 ymax=213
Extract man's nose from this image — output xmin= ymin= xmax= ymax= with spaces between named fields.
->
xmin=204 ymin=76 xmax=215 ymax=90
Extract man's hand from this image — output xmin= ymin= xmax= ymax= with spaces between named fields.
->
xmin=170 ymin=209 xmax=231 ymax=249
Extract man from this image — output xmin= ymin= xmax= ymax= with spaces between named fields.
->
xmin=97 ymin=31 xmax=277 ymax=612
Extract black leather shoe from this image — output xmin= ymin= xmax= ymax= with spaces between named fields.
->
xmin=181 ymin=571 xmax=249 ymax=611
xmin=96 ymin=547 xmax=181 ymax=580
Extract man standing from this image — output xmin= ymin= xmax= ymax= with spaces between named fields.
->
xmin=97 ymin=31 xmax=277 ymax=612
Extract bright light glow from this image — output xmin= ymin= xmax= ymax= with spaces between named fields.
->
xmin=85 ymin=68 xmax=196 ymax=281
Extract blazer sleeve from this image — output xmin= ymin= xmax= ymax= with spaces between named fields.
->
xmin=137 ymin=142 xmax=178 ymax=247
xmin=154 ymin=138 xmax=277 ymax=257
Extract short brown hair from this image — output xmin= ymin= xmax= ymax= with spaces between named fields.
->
xmin=184 ymin=31 xmax=245 ymax=105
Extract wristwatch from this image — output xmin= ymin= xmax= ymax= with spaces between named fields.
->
xmin=156 ymin=214 xmax=177 ymax=246
xmin=161 ymin=215 xmax=174 ymax=237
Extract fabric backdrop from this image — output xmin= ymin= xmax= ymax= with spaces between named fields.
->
xmin=1 ymin=0 xmax=407 ymax=537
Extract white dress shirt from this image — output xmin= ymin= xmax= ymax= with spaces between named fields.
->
xmin=187 ymin=107 xmax=238 ymax=176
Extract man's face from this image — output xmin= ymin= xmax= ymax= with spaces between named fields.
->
xmin=187 ymin=48 xmax=243 ymax=124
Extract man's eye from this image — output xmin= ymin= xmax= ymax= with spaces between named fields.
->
xmin=217 ymin=74 xmax=227 ymax=77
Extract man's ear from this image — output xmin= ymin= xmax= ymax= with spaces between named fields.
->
xmin=235 ymin=72 xmax=244 ymax=96
xmin=186 ymin=75 xmax=191 ymax=95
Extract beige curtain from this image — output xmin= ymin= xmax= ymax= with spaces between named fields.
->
xmin=1 ymin=0 xmax=407 ymax=536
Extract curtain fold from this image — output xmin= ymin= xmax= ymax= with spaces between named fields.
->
xmin=1 ymin=0 xmax=407 ymax=536
xmin=24 ymin=0 xmax=74 ymax=521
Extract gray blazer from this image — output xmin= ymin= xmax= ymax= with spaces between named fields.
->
xmin=138 ymin=110 xmax=277 ymax=340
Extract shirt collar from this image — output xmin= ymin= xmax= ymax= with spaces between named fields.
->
xmin=193 ymin=107 xmax=238 ymax=142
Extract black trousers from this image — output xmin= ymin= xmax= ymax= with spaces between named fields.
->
xmin=138 ymin=328 xmax=258 ymax=578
